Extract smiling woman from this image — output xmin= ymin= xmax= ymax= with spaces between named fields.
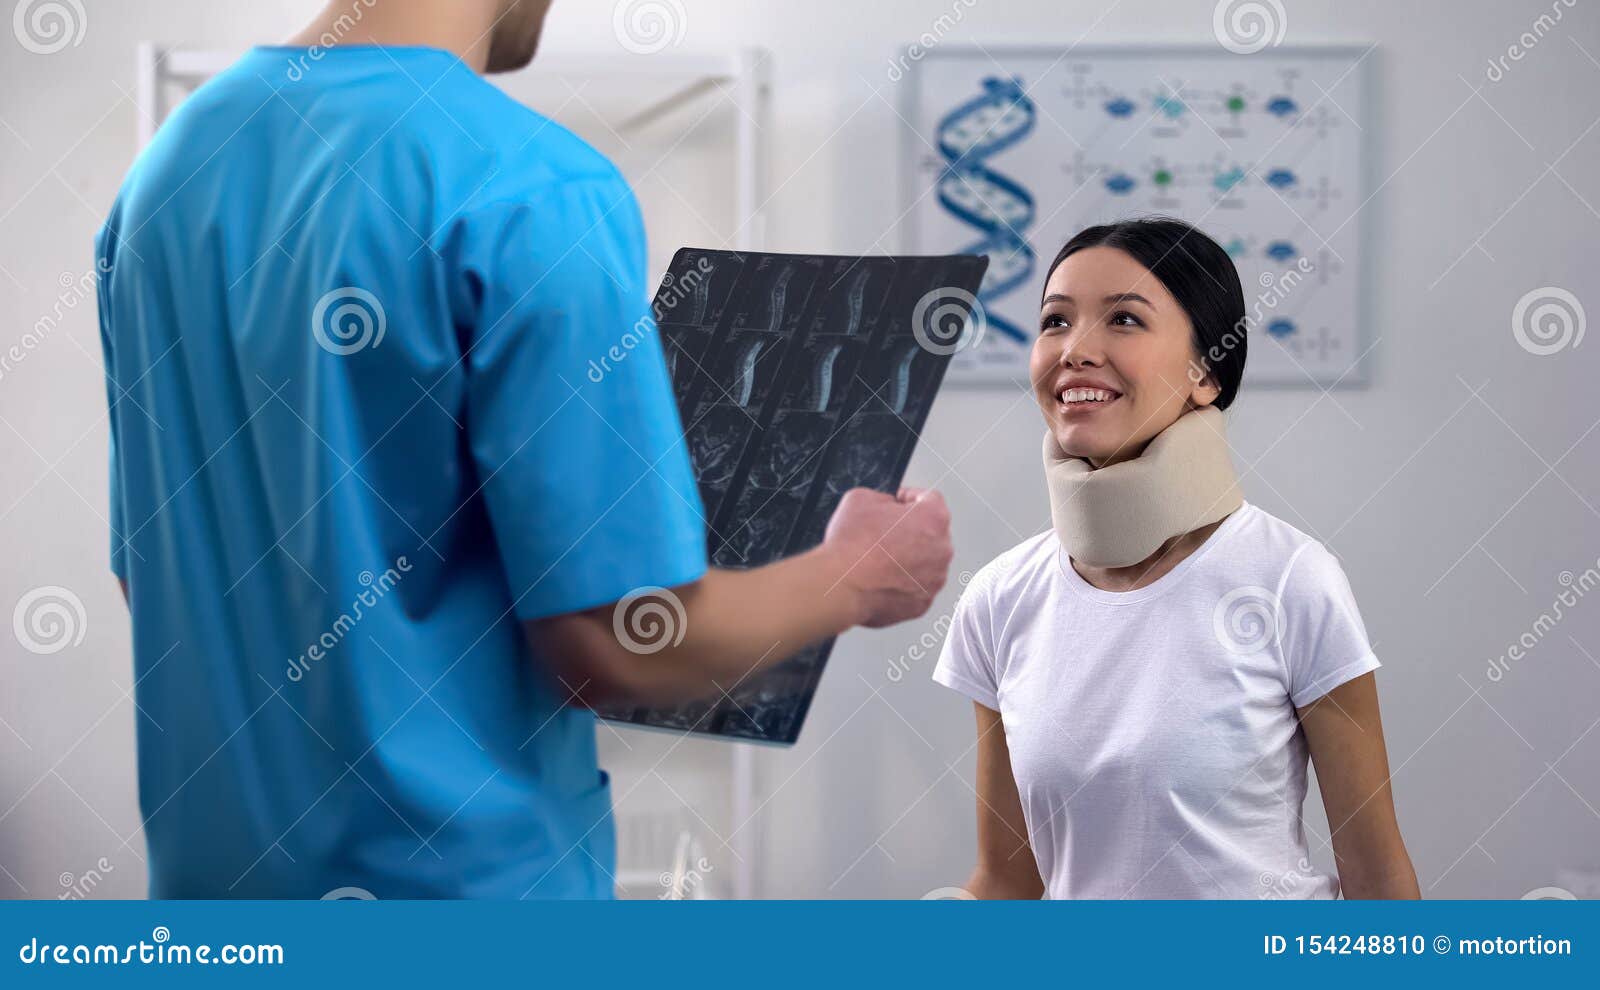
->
xmin=1031 ymin=217 xmax=1248 ymax=470
xmin=933 ymin=216 xmax=1419 ymax=900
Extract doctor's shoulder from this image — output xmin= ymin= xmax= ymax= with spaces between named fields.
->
xmin=435 ymin=70 xmax=629 ymax=202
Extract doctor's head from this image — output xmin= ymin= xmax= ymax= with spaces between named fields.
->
xmin=484 ymin=0 xmax=555 ymax=73
xmin=1030 ymin=217 xmax=1248 ymax=470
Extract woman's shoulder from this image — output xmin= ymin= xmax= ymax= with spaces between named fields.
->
xmin=1226 ymin=500 xmax=1315 ymax=554
xmin=961 ymin=528 xmax=1061 ymax=602
xmin=1221 ymin=501 xmax=1352 ymax=595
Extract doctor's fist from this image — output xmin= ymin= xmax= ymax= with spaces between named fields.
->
xmin=822 ymin=486 xmax=954 ymax=629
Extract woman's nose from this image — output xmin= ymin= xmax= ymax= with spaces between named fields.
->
xmin=1059 ymin=328 xmax=1103 ymax=367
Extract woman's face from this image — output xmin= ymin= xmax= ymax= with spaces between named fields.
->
xmin=1030 ymin=246 xmax=1220 ymax=469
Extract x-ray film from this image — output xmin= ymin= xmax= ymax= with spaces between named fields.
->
xmin=596 ymin=248 xmax=989 ymax=745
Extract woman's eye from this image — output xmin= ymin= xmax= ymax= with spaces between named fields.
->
xmin=1110 ymin=311 xmax=1143 ymax=329
xmin=1040 ymin=313 xmax=1069 ymax=333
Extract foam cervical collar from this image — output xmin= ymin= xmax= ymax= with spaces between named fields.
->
xmin=1043 ymin=404 xmax=1243 ymax=568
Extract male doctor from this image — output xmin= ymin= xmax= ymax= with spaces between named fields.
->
xmin=97 ymin=0 xmax=952 ymax=897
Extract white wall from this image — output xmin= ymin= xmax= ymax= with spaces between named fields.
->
xmin=2 ymin=0 xmax=1598 ymax=900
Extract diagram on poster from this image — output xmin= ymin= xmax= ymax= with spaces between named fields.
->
xmin=904 ymin=46 xmax=1370 ymax=386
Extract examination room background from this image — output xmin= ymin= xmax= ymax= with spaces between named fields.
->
xmin=2 ymin=0 xmax=1598 ymax=899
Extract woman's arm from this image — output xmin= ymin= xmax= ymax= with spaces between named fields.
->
xmin=964 ymin=702 xmax=1045 ymax=899
xmin=1297 ymin=672 xmax=1420 ymax=898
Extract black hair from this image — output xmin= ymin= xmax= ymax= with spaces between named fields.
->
xmin=1041 ymin=215 xmax=1247 ymax=411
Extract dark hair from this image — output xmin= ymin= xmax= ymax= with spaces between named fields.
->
xmin=1042 ymin=216 xmax=1247 ymax=411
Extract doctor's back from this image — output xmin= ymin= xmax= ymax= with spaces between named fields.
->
xmin=95 ymin=45 xmax=708 ymax=898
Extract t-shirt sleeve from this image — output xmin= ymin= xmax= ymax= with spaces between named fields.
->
xmin=932 ymin=563 xmax=1001 ymax=710
xmin=1275 ymin=541 xmax=1381 ymax=708
xmin=456 ymin=174 xmax=707 ymax=621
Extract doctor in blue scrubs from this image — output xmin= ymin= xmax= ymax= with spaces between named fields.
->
xmin=96 ymin=0 xmax=953 ymax=898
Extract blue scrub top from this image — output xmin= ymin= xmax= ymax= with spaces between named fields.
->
xmin=95 ymin=45 xmax=707 ymax=898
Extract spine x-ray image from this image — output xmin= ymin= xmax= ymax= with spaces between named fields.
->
xmin=597 ymin=248 xmax=988 ymax=745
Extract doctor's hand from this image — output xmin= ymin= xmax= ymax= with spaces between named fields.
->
xmin=529 ymin=485 xmax=955 ymax=709
xmin=821 ymin=486 xmax=954 ymax=628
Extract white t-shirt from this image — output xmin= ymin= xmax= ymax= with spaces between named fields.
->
xmin=933 ymin=500 xmax=1380 ymax=899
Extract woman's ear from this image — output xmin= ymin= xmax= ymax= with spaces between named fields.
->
xmin=1186 ymin=356 xmax=1222 ymax=407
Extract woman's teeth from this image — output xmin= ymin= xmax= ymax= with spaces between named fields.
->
xmin=1060 ymin=388 xmax=1118 ymax=403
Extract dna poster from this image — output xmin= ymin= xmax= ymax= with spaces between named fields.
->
xmin=903 ymin=46 xmax=1371 ymax=387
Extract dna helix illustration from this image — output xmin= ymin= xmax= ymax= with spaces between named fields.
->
xmin=934 ymin=76 xmax=1038 ymax=345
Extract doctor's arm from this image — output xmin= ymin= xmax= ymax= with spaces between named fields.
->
xmin=965 ymin=701 xmax=1045 ymax=899
xmin=1296 ymin=672 xmax=1420 ymax=899
xmin=526 ymin=486 xmax=953 ymax=709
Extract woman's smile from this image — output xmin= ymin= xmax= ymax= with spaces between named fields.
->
xmin=1055 ymin=385 xmax=1124 ymax=416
